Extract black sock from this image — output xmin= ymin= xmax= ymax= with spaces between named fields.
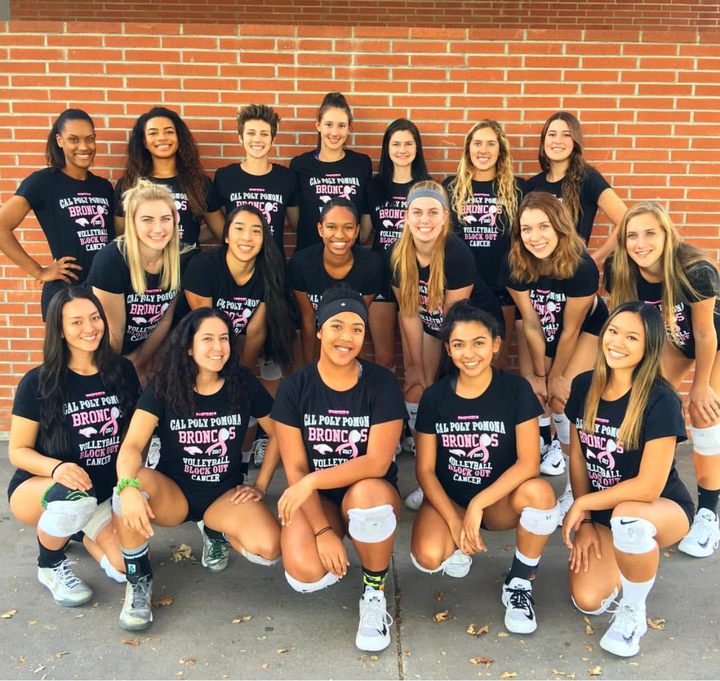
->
xmin=697 ymin=486 xmax=720 ymax=515
xmin=37 ymin=538 xmax=67 ymax=569
xmin=505 ymin=553 xmax=538 ymax=584
xmin=362 ymin=566 xmax=388 ymax=592
xmin=121 ymin=541 xmax=153 ymax=584
xmin=539 ymin=425 xmax=552 ymax=448
xmin=204 ymin=525 xmax=228 ymax=543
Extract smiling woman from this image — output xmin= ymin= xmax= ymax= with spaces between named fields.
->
xmin=0 ymin=109 xmax=115 ymax=319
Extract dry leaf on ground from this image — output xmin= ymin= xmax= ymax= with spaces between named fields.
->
xmin=433 ymin=610 xmax=455 ymax=622
xmin=276 ymin=648 xmax=291 ymax=654
xmin=435 ymin=592 xmax=444 ymax=602
xmin=171 ymin=544 xmax=194 ymax=562
xmin=54 ymin=652 xmax=69 ymax=658
xmin=647 ymin=617 xmax=666 ymax=630
xmin=232 ymin=615 xmax=253 ymax=624
xmin=584 ymin=644 xmax=594 ymax=652
xmin=497 ymin=631 xmax=510 ymax=638
xmin=179 ymin=659 xmax=195 ymax=665
xmin=585 ymin=624 xmax=594 ymax=635
xmin=588 ymin=666 xmax=602 ymax=676
xmin=121 ymin=637 xmax=139 ymax=646
xmin=1 ymin=609 xmax=17 ymax=619
xmin=470 ymin=657 xmax=493 ymax=668
xmin=152 ymin=595 xmax=175 ymax=607
xmin=500 ymin=672 xmax=517 ymax=678
xmin=551 ymin=671 xmax=575 ymax=679
xmin=467 ymin=623 xmax=489 ymax=636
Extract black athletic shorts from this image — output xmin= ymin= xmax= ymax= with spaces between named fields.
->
xmin=318 ymin=471 xmax=399 ymax=508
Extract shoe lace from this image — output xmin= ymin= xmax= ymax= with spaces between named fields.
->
xmin=55 ymin=559 xmax=83 ymax=589
xmin=507 ymin=585 xmax=534 ymax=614
xmin=131 ymin=576 xmax=152 ymax=609
xmin=361 ymin=594 xmax=394 ymax=632
xmin=207 ymin=538 xmax=229 ymax=562
xmin=606 ymin=600 xmax=640 ymax=637
xmin=688 ymin=513 xmax=717 ymax=541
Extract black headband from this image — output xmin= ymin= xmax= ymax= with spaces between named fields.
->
xmin=316 ymin=298 xmax=368 ymax=328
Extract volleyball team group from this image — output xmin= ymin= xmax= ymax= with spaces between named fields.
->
xmin=1 ymin=92 xmax=719 ymax=659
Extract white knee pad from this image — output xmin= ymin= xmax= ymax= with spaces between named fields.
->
xmin=610 ymin=516 xmax=657 ymax=554
xmin=258 ymin=358 xmax=283 ymax=381
xmin=571 ymin=587 xmax=619 ymax=616
xmin=690 ymin=423 xmax=720 ymax=456
xmin=38 ymin=497 xmax=98 ymax=538
xmin=410 ymin=552 xmax=443 ymax=574
xmin=111 ymin=489 xmax=149 ymax=516
xmin=241 ymin=547 xmax=280 ymax=567
xmin=285 ymin=570 xmax=339 ymax=593
xmin=519 ymin=505 xmax=560 ymax=536
xmin=82 ymin=498 xmax=112 ymax=541
xmin=552 ymin=413 xmax=570 ymax=445
xmin=347 ymin=504 xmax=397 ymax=544
xmin=405 ymin=402 xmax=419 ymax=431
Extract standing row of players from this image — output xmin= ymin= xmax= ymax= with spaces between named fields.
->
xmin=2 ymin=95 xmax=720 ymax=657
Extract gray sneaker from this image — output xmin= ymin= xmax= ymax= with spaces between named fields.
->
xmin=251 ymin=437 xmax=268 ymax=467
xmin=201 ymin=533 xmax=231 ymax=573
xmin=119 ymin=575 xmax=153 ymax=631
xmin=37 ymin=559 xmax=93 ymax=607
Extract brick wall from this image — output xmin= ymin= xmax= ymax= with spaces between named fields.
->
xmin=0 ymin=20 xmax=719 ymax=430
xmin=8 ymin=0 xmax=720 ymax=29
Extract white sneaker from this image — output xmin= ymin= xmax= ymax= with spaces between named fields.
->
xmin=501 ymin=577 xmax=537 ymax=634
xmin=442 ymin=549 xmax=472 ymax=578
xmin=356 ymin=587 xmax=393 ymax=652
xmin=251 ymin=437 xmax=267 ymax=467
xmin=145 ymin=435 xmax=161 ymax=469
xmin=557 ymin=489 xmax=574 ymax=526
xmin=679 ymin=508 xmax=720 ymax=557
xmin=404 ymin=487 xmax=424 ymax=511
xmin=119 ymin=575 xmax=153 ymax=631
xmin=540 ymin=440 xmax=565 ymax=476
xmin=401 ymin=434 xmax=415 ymax=455
xmin=599 ymin=599 xmax=647 ymax=657
xmin=198 ymin=521 xmax=230 ymax=573
xmin=37 ymin=559 xmax=93 ymax=607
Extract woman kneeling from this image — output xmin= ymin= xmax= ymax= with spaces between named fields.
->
xmin=563 ymin=302 xmax=693 ymax=657
xmin=272 ymin=286 xmax=406 ymax=652
xmin=411 ymin=301 xmax=558 ymax=634
xmin=115 ymin=308 xmax=281 ymax=630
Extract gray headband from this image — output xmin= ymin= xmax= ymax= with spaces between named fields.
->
xmin=317 ymin=298 xmax=368 ymax=329
xmin=407 ymin=187 xmax=448 ymax=210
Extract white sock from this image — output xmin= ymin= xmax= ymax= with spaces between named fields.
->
xmin=515 ymin=547 xmax=540 ymax=567
xmin=619 ymin=572 xmax=654 ymax=607
xmin=100 ymin=554 xmax=126 ymax=583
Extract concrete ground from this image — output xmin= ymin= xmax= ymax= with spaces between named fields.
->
xmin=0 ymin=442 xmax=717 ymax=680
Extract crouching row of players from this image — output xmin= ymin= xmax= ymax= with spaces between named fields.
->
xmin=9 ymin=286 xmax=691 ymax=658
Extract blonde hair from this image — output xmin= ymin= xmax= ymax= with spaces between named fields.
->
xmin=582 ymin=302 xmax=672 ymax=450
xmin=119 ymin=178 xmax=186 ymax=295
xmin=391 ymin=180 xmax=452 ymax=316
xmin=509 ymin=192 xmax=585 ymax=284
xmin=448 ymin=120 xmax=518 ymax=229
xmin=609 ymin=201 xmax=712 ymax=343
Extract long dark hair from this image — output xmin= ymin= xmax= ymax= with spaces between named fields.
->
xmin=154 ymin=308 xmax=249 ymax=418
xmin=375 ymin=118 xmax=430 ymax=195
xmin=46 ymin=109 xmax=95 ymax=169
xmin=222 ymin=205 xmax=295 ymax=370
xmin=120 ymin=106 xmax=208 ymax=218
xmin=38 ymin=287 xmax=137 ymax=456
xmin=437 ymin=300 xmax=501 ymax=379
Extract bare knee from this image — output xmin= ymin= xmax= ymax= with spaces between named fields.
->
xmin=570 ymin=587 xmax=612 ymax=615
xmin=411 ymin=541 xmax=448 ymax=571
xmin=344 ymin=479 xmax=397 ymax=510
xmin=517 ymin=478 xmax=556 ymax=509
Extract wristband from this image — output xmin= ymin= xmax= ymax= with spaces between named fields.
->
xmin=116 ymin=477 xmax=141 ymax=494
xmin=314 ymin=526 xmax=332 ymax=537
xmin=255 ymin=484 xmax=267 ymax=496
xmin=534 ymin=372 xmax=547 ymax=378
xmin=50 ymin=462 xmax=65 ymax=479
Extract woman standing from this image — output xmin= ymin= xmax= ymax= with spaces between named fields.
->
xmin=272 ymin=286 xmax=406 ymax=652
xmin=606 ymin=202 xmax=720 ymax=557
xmin=0 ymin=109 xmax=114 ymax=319
xmin=8 ymin=288 xmax=139 ymax=606
xmin=444 ymin=120 xmax=523 ymax=368
xmin=114 ymin=308 xmax=281 ymax=631
xmin=114 ymin=106 xmax=224 ymax=248
xmin=525 ymin=112 xmax=627 ymax=264
xmin=563 ymin=302 xmax=693 ymax=657
xmin=290 ymin=93 xmax=372 ymax=252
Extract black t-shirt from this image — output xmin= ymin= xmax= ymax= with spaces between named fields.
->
xmin=605 ymin=257 xmax=720 ymax=356
xmin=416 ymin=370 xmax=543 ymax=507
xmin=524 ymin=167 xmax=611 ymax=243
xmin=10 ymin=359 xmax=140 ymax=502
xmin=87 ymin=242 xmax=185 ymax=355
xmin=392 ymin=233 xmax=492 ymax=337
xmin=289 ymin=150 xmax=373 ymax=251
xmin=271 ymin=360 xmax=406 ymax=483
xmin=115 ymin=175 xmax=221 ymax=247
xmin=367 ymin=179 xmax=415 ymax=253
xmin=137 ymin=374 xmax=272 ymax=493
xmin=443 ymin=177 xmax=522 ymax=292
xmin=565 ymin=371 xmax=690 ymax=526
xmin=287 ymin=243 xmax=382 ymax=312
xmin=499 ymin=251 xmax=599 ymax=356
xmin=213 ymin=163 xmax=298 ymax=254
xmin=182 ymin=246 xmax=265 ymax=336
xmin=16 ymin=168 xmax=114 ymax=283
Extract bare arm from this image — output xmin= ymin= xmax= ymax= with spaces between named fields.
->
xmin=203 ymin=209 xmax=225 ymax=243
xmin=131 ymin=296 xmax=179 ymax=372
xmin=688 ymin=297 xmax=720 ymax=424
xmin=113 ymin=214 xmax=125 ymax=237
xmin=185 ymin=290 xmax=212 ymax=311
xmin=92 ymin=287 xmax=126 ymax=354
xmin=359 ymin=214 xmax=373 ymax=245
xmin=591 ymin=188 xmax=628 ymax=265
xmin=241 ymin=302 xmax=267 ymax=369
xmin=253 ymin=414 xmax=280 ymax=491
xmin=294 ymin=290 xmax=318 ymax=365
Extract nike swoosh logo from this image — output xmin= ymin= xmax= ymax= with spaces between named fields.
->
xmin=619 ymin=519 xmax=638 ymax=525
xmin=699 ymin=537 xmax=710 ymax=549
xmin=623 ymin=630 xmax=636 ymax=643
